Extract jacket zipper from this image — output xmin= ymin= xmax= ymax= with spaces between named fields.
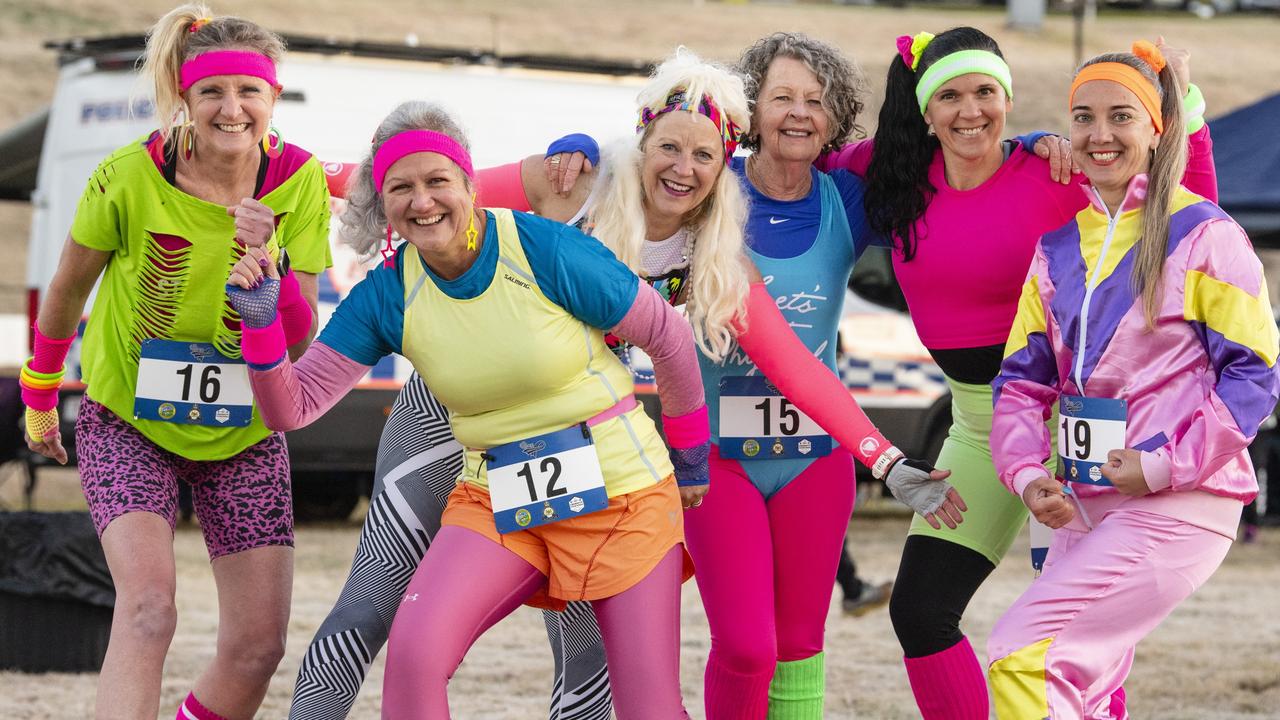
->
xmin=1073 ymin=189 xmax=1122 ymax=391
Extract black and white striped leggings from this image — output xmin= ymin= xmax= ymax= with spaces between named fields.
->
xmin=289 ymin=373 xmax=612 ymax=719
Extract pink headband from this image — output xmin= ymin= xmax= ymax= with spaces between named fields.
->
xmin=180 ymin=50 xmax=278 ymax=91
xmin=372 ymin=130 xmax=475 ymax=192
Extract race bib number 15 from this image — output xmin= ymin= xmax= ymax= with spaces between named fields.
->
xmin=718 ymin=376 xmax=831 ymax=460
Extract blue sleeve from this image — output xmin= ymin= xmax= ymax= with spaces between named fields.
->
xmin=316 ymin=255 xmax=405 ymax=365
xmin=1015 ymin=131 xmax=1051 ymax=153
xmin=512 ymin=212 xmax=639 ymax=329
xmin=546 ymin=133 xmax=600 ymax=167
xmin=831 ymin=169 xmax=888 ymax=256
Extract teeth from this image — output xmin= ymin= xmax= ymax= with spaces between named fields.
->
xmin=662 ymin=179 xmax=692 ymax=193
xmin=216 ymin=123 xmax=248 ymax=132
xmin=954 ymin=127 xmax=984 ymax=136
xmin=1091 ymin=152 xmax=1120 ymax=161
xmin=413 ymin=215 xmax=445 ymax=226
xmin=782 ymin=130 xmax=809 ymax=137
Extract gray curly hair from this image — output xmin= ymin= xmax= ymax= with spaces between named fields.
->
xmin=340 ymin=101 xmax=472 ymax=258
xmin=736 ymin=32 xmax=866 ymax=154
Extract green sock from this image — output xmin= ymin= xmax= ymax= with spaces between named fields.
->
xmin=767 ymin=652 xmax=825 ymax=719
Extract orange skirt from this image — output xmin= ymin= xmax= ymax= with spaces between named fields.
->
xmin=442 ymin=474 xmax=694 ymax=610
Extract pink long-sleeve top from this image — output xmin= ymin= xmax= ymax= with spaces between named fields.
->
xmin=819 ymin=129 xmax=1217 ymax=351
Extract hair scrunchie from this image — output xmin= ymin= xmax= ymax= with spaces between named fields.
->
xmin=896 ymin=32 xmax=935 ymax=71
xmin=1130 ymin=40 xmax=1167 ymax=74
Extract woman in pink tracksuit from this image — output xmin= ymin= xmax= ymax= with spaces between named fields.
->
xmin=987 ymin=41 xmax=1279 ymax=719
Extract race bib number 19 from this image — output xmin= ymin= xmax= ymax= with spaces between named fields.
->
xmin=486 ymin=424 xmax=609 ymax=534
xmin=134 ymin=340 xmax=254 ymax=427
xmin=1058 ymin=394 xmax=1127 ymax=486
xmin=718 ymin=376 xmax=831 ymax=460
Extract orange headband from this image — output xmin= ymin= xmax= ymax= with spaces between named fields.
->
xmin=1070 ymin=41 xmax=1167 ymax=134
xmin=1069 ymin=64 xmax=1164 ymax=134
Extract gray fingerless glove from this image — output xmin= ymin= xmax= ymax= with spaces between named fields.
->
xmin=226 ymin=277 xmax=280 ymax=329
xmin=884 ymin=457 xmax=953 ymax=517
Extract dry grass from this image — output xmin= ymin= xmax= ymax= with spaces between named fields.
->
xmin=2 ymin=471 xmax=1278 ymax=718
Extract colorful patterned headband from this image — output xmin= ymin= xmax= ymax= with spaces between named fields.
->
xmin=637 ymin=90 xmax=743 ymax=165
xmin=896 ymin=32 xmax=935 ymax=72
xmin=372 ymin=129 xmax=475 ymax=192
xmin=180 ymin=50 xmax=278 ymax=91
xmin=915 ymin=49 xmax=1014 ymax=115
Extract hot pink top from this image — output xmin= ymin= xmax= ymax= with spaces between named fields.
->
xmin=821 ymin=129 xmax=1217 ymax=350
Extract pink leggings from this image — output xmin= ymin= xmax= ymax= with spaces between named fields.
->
xmin=684 ymin=445 xmax=855 ymax=719
xmin=381 ymin=525 xmax=689 ymax=719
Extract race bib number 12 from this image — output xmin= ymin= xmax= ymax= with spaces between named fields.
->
xmin=1058 ymin=394 xmax=1127 ymax=486
xmin=486 ymin=424 xmax=609 ymax=534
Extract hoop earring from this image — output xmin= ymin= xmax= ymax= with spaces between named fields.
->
xmin=262 ymin=125 xmax=285 ymax=159
xmin=181 ymin=122 xmax=196 ymax=161
xmin=382 ymin=224 xmax=396 ymax=268
xmin=465 ymin=195 xmax=479 ymax=251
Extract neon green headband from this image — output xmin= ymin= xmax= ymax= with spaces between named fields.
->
xmin=915 ymin=49 xmax=1014 ymax=115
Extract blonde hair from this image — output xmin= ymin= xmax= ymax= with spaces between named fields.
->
xmin=139 ymin=3 xmax=286 ymax=145
xmin=589 ymin=48 xmax=752 ymax=362
xmin=340 ymin=101 xmax=472 ymax=258
xmin=1078 ymin=52 xmax=1187 ymax=328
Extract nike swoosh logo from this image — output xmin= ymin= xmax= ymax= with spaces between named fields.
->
xmin=769 ymin=217 xmax=789 ymax=225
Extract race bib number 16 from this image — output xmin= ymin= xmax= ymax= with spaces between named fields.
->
xmin=1058 ymin=394 xmax=1127 ymax=486
xmin=134 ymin=340 xmax=254 ymax=427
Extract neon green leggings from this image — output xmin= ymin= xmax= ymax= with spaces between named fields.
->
xmin=907 ymin=378 xmax=1029 ymax=566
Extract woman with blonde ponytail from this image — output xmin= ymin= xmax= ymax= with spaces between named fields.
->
xmin=19 ymin=4 xmax=331 ymax=719
xmin=987 ymin=42 xmax=1278 ymax=717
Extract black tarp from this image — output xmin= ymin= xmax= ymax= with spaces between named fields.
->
xmin=0 ymin=512 xmax=114 ymax=672
xmin=0 ymin=512 xmax=113 ymax=605
xmin=1208 ymin=92 xmax=1280 ymax=245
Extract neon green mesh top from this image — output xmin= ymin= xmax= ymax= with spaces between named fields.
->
xmin=71 ymin=134 xmax=332 ymax=460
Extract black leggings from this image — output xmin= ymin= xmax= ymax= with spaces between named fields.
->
xmin=889 ymin=534 xmax=996 ymax=658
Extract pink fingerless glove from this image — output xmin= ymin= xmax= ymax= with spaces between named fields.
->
xmin=277 ymin=270 xmax=314 ymax=346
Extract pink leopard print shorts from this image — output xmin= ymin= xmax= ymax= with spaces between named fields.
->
xmin=77 ymin=396 xmax=294 ymax=558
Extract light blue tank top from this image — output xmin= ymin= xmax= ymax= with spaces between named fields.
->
xmin=700 ymin=170 xmax=856 ymax=497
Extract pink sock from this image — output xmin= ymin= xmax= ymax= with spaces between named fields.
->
xmin=903 ymin=637 xmax=989 ymax=720
xmin=1110 ymin=685 xmax=1127 ymax=718
xmin=705 ymin=660 xmax=772 ymax=719
xmin=177 ymin=692 xmax=228 ymax=720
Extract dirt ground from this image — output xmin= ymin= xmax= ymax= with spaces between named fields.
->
xmin=1 ymin=471 xmax=1278 ymax=719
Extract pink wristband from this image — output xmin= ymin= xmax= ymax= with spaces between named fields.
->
xmin=32 ymin=326 xmax=74 ymax=374
xmin=241 ymin=317 xmax=288 ymax=367
xmin=476 ymin=161 xmax=532 ymax=212
xmin=21 ymin=384 xmax=59 ymax=412
xmin=277 ymin=271 xmax=313 ymax=346
xmin=662 ymin=405 xmax=709 ymax=449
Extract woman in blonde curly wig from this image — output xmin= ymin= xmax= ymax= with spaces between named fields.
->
xmin=510 ymin=42 xmax=957 ymax=718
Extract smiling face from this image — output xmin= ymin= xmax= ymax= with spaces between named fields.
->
xmin=183 ymin=72 xmax=279 ymax=158
xmin=380 ymin=151 xmax=474 ymax=256
xmin=922 ymin=72 xmax=1011 ymax=164
xmin=1069 ymin=79 xmax=1160 ymax=206
xmin=640 ymin=110 xmax=725 ymax=232
xmin=753 ymin=55 xmax=831 ymax=164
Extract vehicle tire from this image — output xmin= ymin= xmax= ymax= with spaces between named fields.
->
xmin=292 ymin=472 xmax=366 ymax=522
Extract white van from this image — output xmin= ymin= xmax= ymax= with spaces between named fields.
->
xmin=8 ymin=34 xmax=949 ymax=515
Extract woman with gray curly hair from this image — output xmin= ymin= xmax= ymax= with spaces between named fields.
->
xmin=225 ymin=100 xmax=709 ymax=717
xmin=680 ymin=32 xmax=963 ymax=719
